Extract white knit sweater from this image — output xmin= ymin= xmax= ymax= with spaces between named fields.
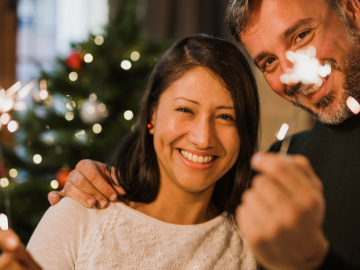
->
xmin=27 ymin=198 xmax=257 ymax=270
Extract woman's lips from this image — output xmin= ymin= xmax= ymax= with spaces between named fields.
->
xmin=178 ymin=150 xmax=216 ymax=171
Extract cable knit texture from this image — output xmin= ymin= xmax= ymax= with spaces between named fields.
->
xmin=27 ymin=198 xmax=257 ymax=270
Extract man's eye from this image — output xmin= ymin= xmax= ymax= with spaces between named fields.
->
xmin=295 ymin=31 xmax=310 ymax=43
xmin=263 ymin=58 xmax=276 ymax=69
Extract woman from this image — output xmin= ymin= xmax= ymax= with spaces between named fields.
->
xmin=7 ymin=34 xmax=260 ymax=269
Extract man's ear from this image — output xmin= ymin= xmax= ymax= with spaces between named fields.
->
xmin=149 ymin=108 xmax=156 ymax=135
xmin=342 ymin=0 xmax=360 ymax=30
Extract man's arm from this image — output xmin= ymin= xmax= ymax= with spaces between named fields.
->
xmin=48 ymin=160 xmax=125 ymax=208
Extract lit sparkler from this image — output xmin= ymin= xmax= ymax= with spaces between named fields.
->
xmin=0 ymin=78 xmax=38 ymax=228
xmin=278 ymin=46 xmax=331 ymax=154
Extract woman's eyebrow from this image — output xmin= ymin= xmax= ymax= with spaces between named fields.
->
xmin=174 ymin=97 xmax=234 ymax=109
xmin=174 ymin=97 xmax=199 ymax=104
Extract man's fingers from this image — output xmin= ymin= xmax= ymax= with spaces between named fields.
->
xmin=63 ymin=182 xmax=96 ymax=208
xmin=47 ymin=191 xmax=65 ymax=206
xmin=75 ymin=160 xmax=118 ymax=201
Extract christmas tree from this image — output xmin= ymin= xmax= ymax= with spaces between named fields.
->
xmin=1 ymin=0 xmax=170 ymax=244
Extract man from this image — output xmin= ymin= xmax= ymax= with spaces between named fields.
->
xmin=43 ymin=0 xmax=360 ymax=269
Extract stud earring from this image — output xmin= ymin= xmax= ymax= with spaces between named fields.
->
xmin=147 ymin=123 xmax=153 ymax=129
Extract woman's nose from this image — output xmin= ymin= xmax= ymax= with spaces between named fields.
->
xmin=187 ymin=117 xmax=216 ymax=149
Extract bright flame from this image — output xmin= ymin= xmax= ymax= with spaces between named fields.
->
xmin=51 ymin=180 xmax=59 ymax=189
xmin=69 ymin=72 xmax=78 ymax=82
xmin=7 ymin=120 xmax=19 ymax=133
xmin=92 ymin=123 xmax=102 ymax=134
xmin=0 ymin=214 xmax=8 ymax=230
xmin=280 ymin=46 xmax=331 ymax=87
xmin=346 ymin=96 xmax=360 ymax=114
xmin=2 ymin=100 xmax=14 ymax=113
xmin=5 ymin=81 xmax=22 ymax=98
xmin=33 ymin=154 xmax=42 ymax=164
xmin=130 ymin=51 xmax=140 ymax=61
xmin=277 ymin=123 xmax=289 ymax=141
xmin=124 ymin=110 xmax=134 ymax=120
xmin=84 ymin=53 xmax=93 ymax=63
xmin=9 ymin=169 xmax=18 ymax=178
xmin=121 ymin=60 xmax=131 ymax=70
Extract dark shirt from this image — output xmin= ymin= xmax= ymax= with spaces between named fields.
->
xmin=268 ymin=113 xmax=360 ymax=269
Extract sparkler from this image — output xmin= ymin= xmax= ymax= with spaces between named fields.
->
xmin=278 ymin=46 xmax=331 ymax=154
xmin=0 ymin=79 xmax=38 ymax=228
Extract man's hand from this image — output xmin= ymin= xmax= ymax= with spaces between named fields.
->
xmin=48 ymin=160 xmax=125 ymax=209
xmin=237 ymin=153 xmax=329 ymax=270
xmin=0 ymin=229 xmax=42 ymax=270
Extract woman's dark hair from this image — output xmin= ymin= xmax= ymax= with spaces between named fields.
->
xmin=109 ymin=34 xmax=260 ymax=222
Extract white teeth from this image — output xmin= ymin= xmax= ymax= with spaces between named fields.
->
xmin=180 ymin=150 xmax=214 ymax=164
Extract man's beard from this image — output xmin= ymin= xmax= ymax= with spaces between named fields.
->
xmin=287 ymin=43 xmax=360 ymax=125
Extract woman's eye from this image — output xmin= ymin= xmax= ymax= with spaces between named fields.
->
xmin=219 ymin=115 xmax=234 ymax=121
xmin=295 ymin=31 xmax=310 ymax=43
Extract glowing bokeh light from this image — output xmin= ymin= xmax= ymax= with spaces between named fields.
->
xmin=9 ymin=169 xmax=18 ymax=178
xmin=69 ymin=72 xmax=78 ymax=81
xmin=130 ymin=51 xmax=140 ymax=61
xmin=33 ymin=154 xmax=42 ymax=164
xmin=124 ymin=110 xmax=134 ymax=120
xmin=2 ymin=100 xmax=14 ymax=112
xmin=66 ymin=101 xmax=76 ymax=111
xmin=0 ymin=214 xmax=8 ymax=230
xmin=94 ymin=36 xmax=104 ymax=45
xmin=121 ymin=60 xmax=131 ymax=70
xmin=7 ymin=120 xmax=19 ymax=133
xmin=92 ymin=123 xmax=102 ymax=134
xmin=89 ymin=93 xmax=97 ymax=101
xmin=0 ymin=113 xmax=10 ymax=125
xmin=277 ymin=123 xmax=290 ymax=141
xmin=98 ymin=103 xmax=106 ymax=112
xmin=65 ymin=112 xmax=74 ymax=121
xmin=347 ymin=96 xmax=360 ymax=115
xmin=40 ymin=89 xmax=49 ymax=100
xmin=14 ymin=101 xmax=27 ymax=111
xmin=86 ymin=105 xmax=95 ymax=114
xmin=84 ymin=53 xmax=93 ymax=63
xmin=0 ymin=178 xmax=9 ymax=188
xmin=51 ymin=180 xmax=59 ymax=189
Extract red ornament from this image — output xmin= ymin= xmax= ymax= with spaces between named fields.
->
xmin=147 ymin=123 xmax=153 ymax=129
xmin=66 ymin=51 xmax=83 ymax=71
xmin=55 ymin=167 xmax=72 ymax=190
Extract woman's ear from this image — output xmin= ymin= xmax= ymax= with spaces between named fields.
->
xmin=149 ymin=108 xmax=156 ymax=134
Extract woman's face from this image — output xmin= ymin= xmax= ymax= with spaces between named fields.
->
xmin=149 ymin=67 xmax=240 ymax=195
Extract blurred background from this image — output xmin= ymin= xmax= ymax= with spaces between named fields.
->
xmin=0 ymin=0 xmax=313 ymax=244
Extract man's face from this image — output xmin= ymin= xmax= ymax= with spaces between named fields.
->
xmin=241 ymin=0 xmax=360 ymax=124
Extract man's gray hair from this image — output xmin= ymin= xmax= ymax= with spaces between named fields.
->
xmin=226 ymin=0 xmax=342 ymax=43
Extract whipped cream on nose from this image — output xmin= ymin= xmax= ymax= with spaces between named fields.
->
xmin=180 ymin=150 xmax=214 ymax=164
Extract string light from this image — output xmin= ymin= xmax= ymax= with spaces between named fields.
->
xmin=9 ymin=169 xmax=18 ymax=178
xmin=92 ymin=123 xmax=102 ymax=134
xmin=69 ymin=72 xmax=78 ymax=81
xmin=66 ymin=101 xmax=76 ymax=111
xmin=50 ymin=180 xmax=59 ymax=189
xmin=130 ymin=51 xmax=140 ymax=61
xmin=94 ymin=36 xmax=104 ymax=45
xmin=65 ymin=112 xmax=74 ymax=121
xmin=7 ymin=120 xmax=19 ymax=133
xmin=0 ymin=178 xmax=9 ymax=188
xmin=44 ymin=135 xmax=54 ymax=145
xmin=121 ymin=60 xmax=131 ymax=70
xmin=124 ymin=110 xmax=134 ymax=120
xmin=84 ymin=53 xmax=93 ymax=63
xmin=33 ymin=154 xmax=42 ymax=164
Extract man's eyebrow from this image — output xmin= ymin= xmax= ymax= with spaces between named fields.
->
xmin=281 ymin=18 xmax=315 ymax=40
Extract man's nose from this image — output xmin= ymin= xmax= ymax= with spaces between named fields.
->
xmin=188 ymin=116 xmax=216 ymax=149
xmin=279 ymin=55 xmax=297 ymax=85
